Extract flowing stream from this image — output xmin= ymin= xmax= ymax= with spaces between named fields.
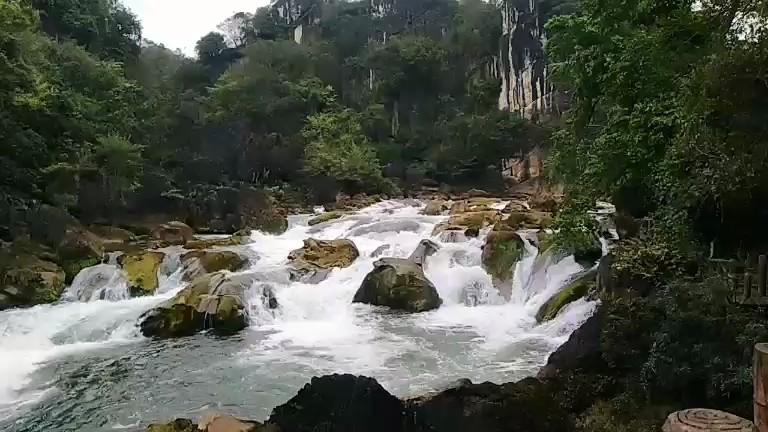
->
xmin=0 ymin=200 xmax=597 ymax=432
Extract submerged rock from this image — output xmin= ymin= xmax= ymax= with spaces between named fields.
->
xmin=150 ymin=221 xmax=194 ymax=246
xmin=349 ymin=219 xmax=421 ymax=236
xmin=353 ymin=258 xmax=442 ymax=312
xmin=288 ymin=239 xmax=359 ymax=283
xmin=308 ymin=211 xmax=344 ymax=226
xmin=408 ymin=239 xmax=440 ymax=267
xmin=118 ymin=251 xmax=165 ymax=297
xmin=269 ymin=374 xmax=406 ymax=432
xmin=370 ymin=244 xmax=391 ymax=258
xmin=181 ymin=250 xmax=247 ymax=279
xmin=138 ymin=272 xmax=251 ymax=338
xmin=535 ymin=269 xmax=596 ymax=322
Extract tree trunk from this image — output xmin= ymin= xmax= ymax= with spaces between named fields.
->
xmin=662 ymin=409 xmax=753 ymax=432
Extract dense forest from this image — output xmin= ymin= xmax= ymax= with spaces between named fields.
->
xmin=4 ymin=0 xmax=768 ymax=430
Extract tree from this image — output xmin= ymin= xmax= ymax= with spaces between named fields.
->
xmin=217 ymin=12 xmax=253 ymax=47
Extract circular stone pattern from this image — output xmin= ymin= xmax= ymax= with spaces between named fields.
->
xmin=662 ymin=409 xmax=754 ymax=432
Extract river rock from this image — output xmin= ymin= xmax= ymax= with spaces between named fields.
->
xmin=181 ymin=250 xmax=247 ymax=279
xmin=497 ymin=211 xmax=553 ymax=230
xmin=449 ymin=198 xmax=500 ymax=214
xmin=352 ymin=258 xmax=442 ymax=312
xmin=482 ymin=231 xmax=525 ymax=284
xmin=150 ymin=221 xmax=194 ymax=246
xmin=118 ymin=251 xmax=165 ymax=297
xmin=308 ymin=211 xmax=343 ymax=226
xmin=536 ymin=269 xmax=596 ymax=322
xmin=370 ymin=244 xmax=391 ymax=257
xmin=433 ymin=211 xmax=502 ymax=238
xmin=268 ymin=374 xmax=406 ymax=432
xmin=422 ymin=200 xmax=449 ymax=216
xmin=503 ymin=200 xmax=529 ymax=213
xmin=0 ymin=253 xmax=66 ymax=310
xmin=407 ymin=377 xmax=573 ymax=432
xmin=288 ymin=239 xmax=359 ymax=283
xmin=349 ymin=219 xmax=421 ymax=236
xmin=408 ymin=239 xmax=440 ymax=267
xmin=146 ymin=418 xmax=196 ymax=432
xmin=538 ymin=309 xmax=603 ymax=378
xmin=57 ymin=227 xmax=105 ymax=282
xmin=184 ymin=235 xmax=246 ymax=250
xmin=138 ymin=272 xmax=251 ymax=338
xmin=89 ymin=225 xmax=137 ymax=251
xmin=199 ymin=412 xmax=269 ymax=432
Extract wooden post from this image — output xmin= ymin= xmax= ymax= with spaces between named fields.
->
xmin=755 ymin=343 xmax=768 ymax=432
xmin=746 ymin=273 xmax=754 ymax=300
xmin=759 ymin=255 xmax=767 ymax=297
xmin=662 ymin=409 xmax=753 ymax=431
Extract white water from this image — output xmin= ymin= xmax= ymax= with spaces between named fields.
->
xmin=0 ymin=200 xmax=597 ymax=427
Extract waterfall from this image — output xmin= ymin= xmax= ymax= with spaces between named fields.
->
xmin=0 ymin=200 xmax=597 ymax=428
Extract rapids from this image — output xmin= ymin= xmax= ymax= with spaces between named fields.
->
xmin=0 ymin=200 xmax=597 ymax=432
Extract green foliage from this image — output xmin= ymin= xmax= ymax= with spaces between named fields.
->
xmin=551 ymin=198 xmax=602 ymax=262
xmin=303 ymin=110 xmax=389 ymax=193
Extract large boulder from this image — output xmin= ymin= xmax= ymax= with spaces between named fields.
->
xmin=181 ymin=250 xmax=248 ymax=279
xmin=268 ymin=374 xmax=406 ymax=432
xmin=288 ymin=239 xmax=359 ymax=283
xmin=118 ymin=251 xmax=165 ymax=297
xmin=535 ymin=269 xmax=596 ymax=322
xmin=352 ymin=258 xmax=442 ymax=312
xmin=0 ymin=253 xmax=66 ymax=310
xmin=407 ymin=377 xmax=575 ymax=432
xmin=138 ymin=272 xmax=252 ymax=338
xmin=89 ymin=225 xmax=137 ymax=251
xmin=150 ymin=221 xmax=194 ymax=246
xmin=57 ymin=227 xmax=105 ymax=282
xmin=482 ymin=230 xmax=526 ymax=284
xmin=497 ymin=211 xmax=553 ymax=231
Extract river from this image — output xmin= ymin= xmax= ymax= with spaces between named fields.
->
xmin=0 ymin=200 xmax=596 ymax=431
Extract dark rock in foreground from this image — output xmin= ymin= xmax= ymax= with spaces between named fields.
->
xmin=538 ymin=309 xmax=603 ymax=378
xmin=269 ymin=374 xmax=407 ymax=432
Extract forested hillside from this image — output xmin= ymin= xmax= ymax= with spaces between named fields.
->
xmin=1 ymin=0 xmax=557 ymax=231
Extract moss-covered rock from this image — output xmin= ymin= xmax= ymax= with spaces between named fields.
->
xmin=138 ymin=272 xmax=250 ymax=338
xmin=353 ymin=258 xmax=442 ymax=312
xmin=497 ymin=211 xmax=554 ymax=230
xmin=536 ymin=270 xmax=596 ymax=322
xmin=0 ymin=253 xmax=66 ymax=310
xmin=184 ymin=235 xmax=246 ymax=250
xmin=118 ymin=251 xmax=165 ymax=297
xmin=150 ymin=221 xmax=194 ymax=246
xmin=181 ymin=250 xmax=247 ymax=279
xmin=288 ymin=239 xmax=359 ymax=283
xmin=449 ymin=198 xmax=501 ymax=215
xmin=431 ymin=210 xmax=502 ymax=238
xmin=503 ymin=200 xmax=529 ymax=213
xmin=422 ymin=201 xmax=449 ymax=216
xmin=57 ymin=228 xmax=105 ymax=283
xmin=308 ymin=212 xmax=343 ymax=226
xmin=482 ymin=231 xmax=525 ymax=283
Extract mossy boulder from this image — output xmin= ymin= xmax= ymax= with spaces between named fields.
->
xmin=422 ymin=201 xmax=449 ymax=216
xmin=497 ymin=211 xmax=554 ymax=230
xmin=138 ymin=272 xmax=250 ymax=338
xmin=536 ymin=269 xmax=596 ymax=322
xmin=353 ymin=258 xmax=442 ymax=312
xmin=181 ymin=250 xmax=247 ymax=279
xmin=184 ymin=235 xmax=246 ymax=250
xmin=57 ymin=227 xmax=105 ymax=282
xmin=308 ymin=212 xmax=343 ymax=226
xmin=482 ymin=231 xmax=526 ymax=282
xmin=503 ymin=200 xmax=529 ymax=213
xmin=0 ymin=253 xmax=66 ymax=310
xmin=118 ymin=251 xmax=165 ymax=297
xmin=150 ymin=221 xmax=194 ymax=246
xmin=288 ymin=239 xmax=359 ymax=283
